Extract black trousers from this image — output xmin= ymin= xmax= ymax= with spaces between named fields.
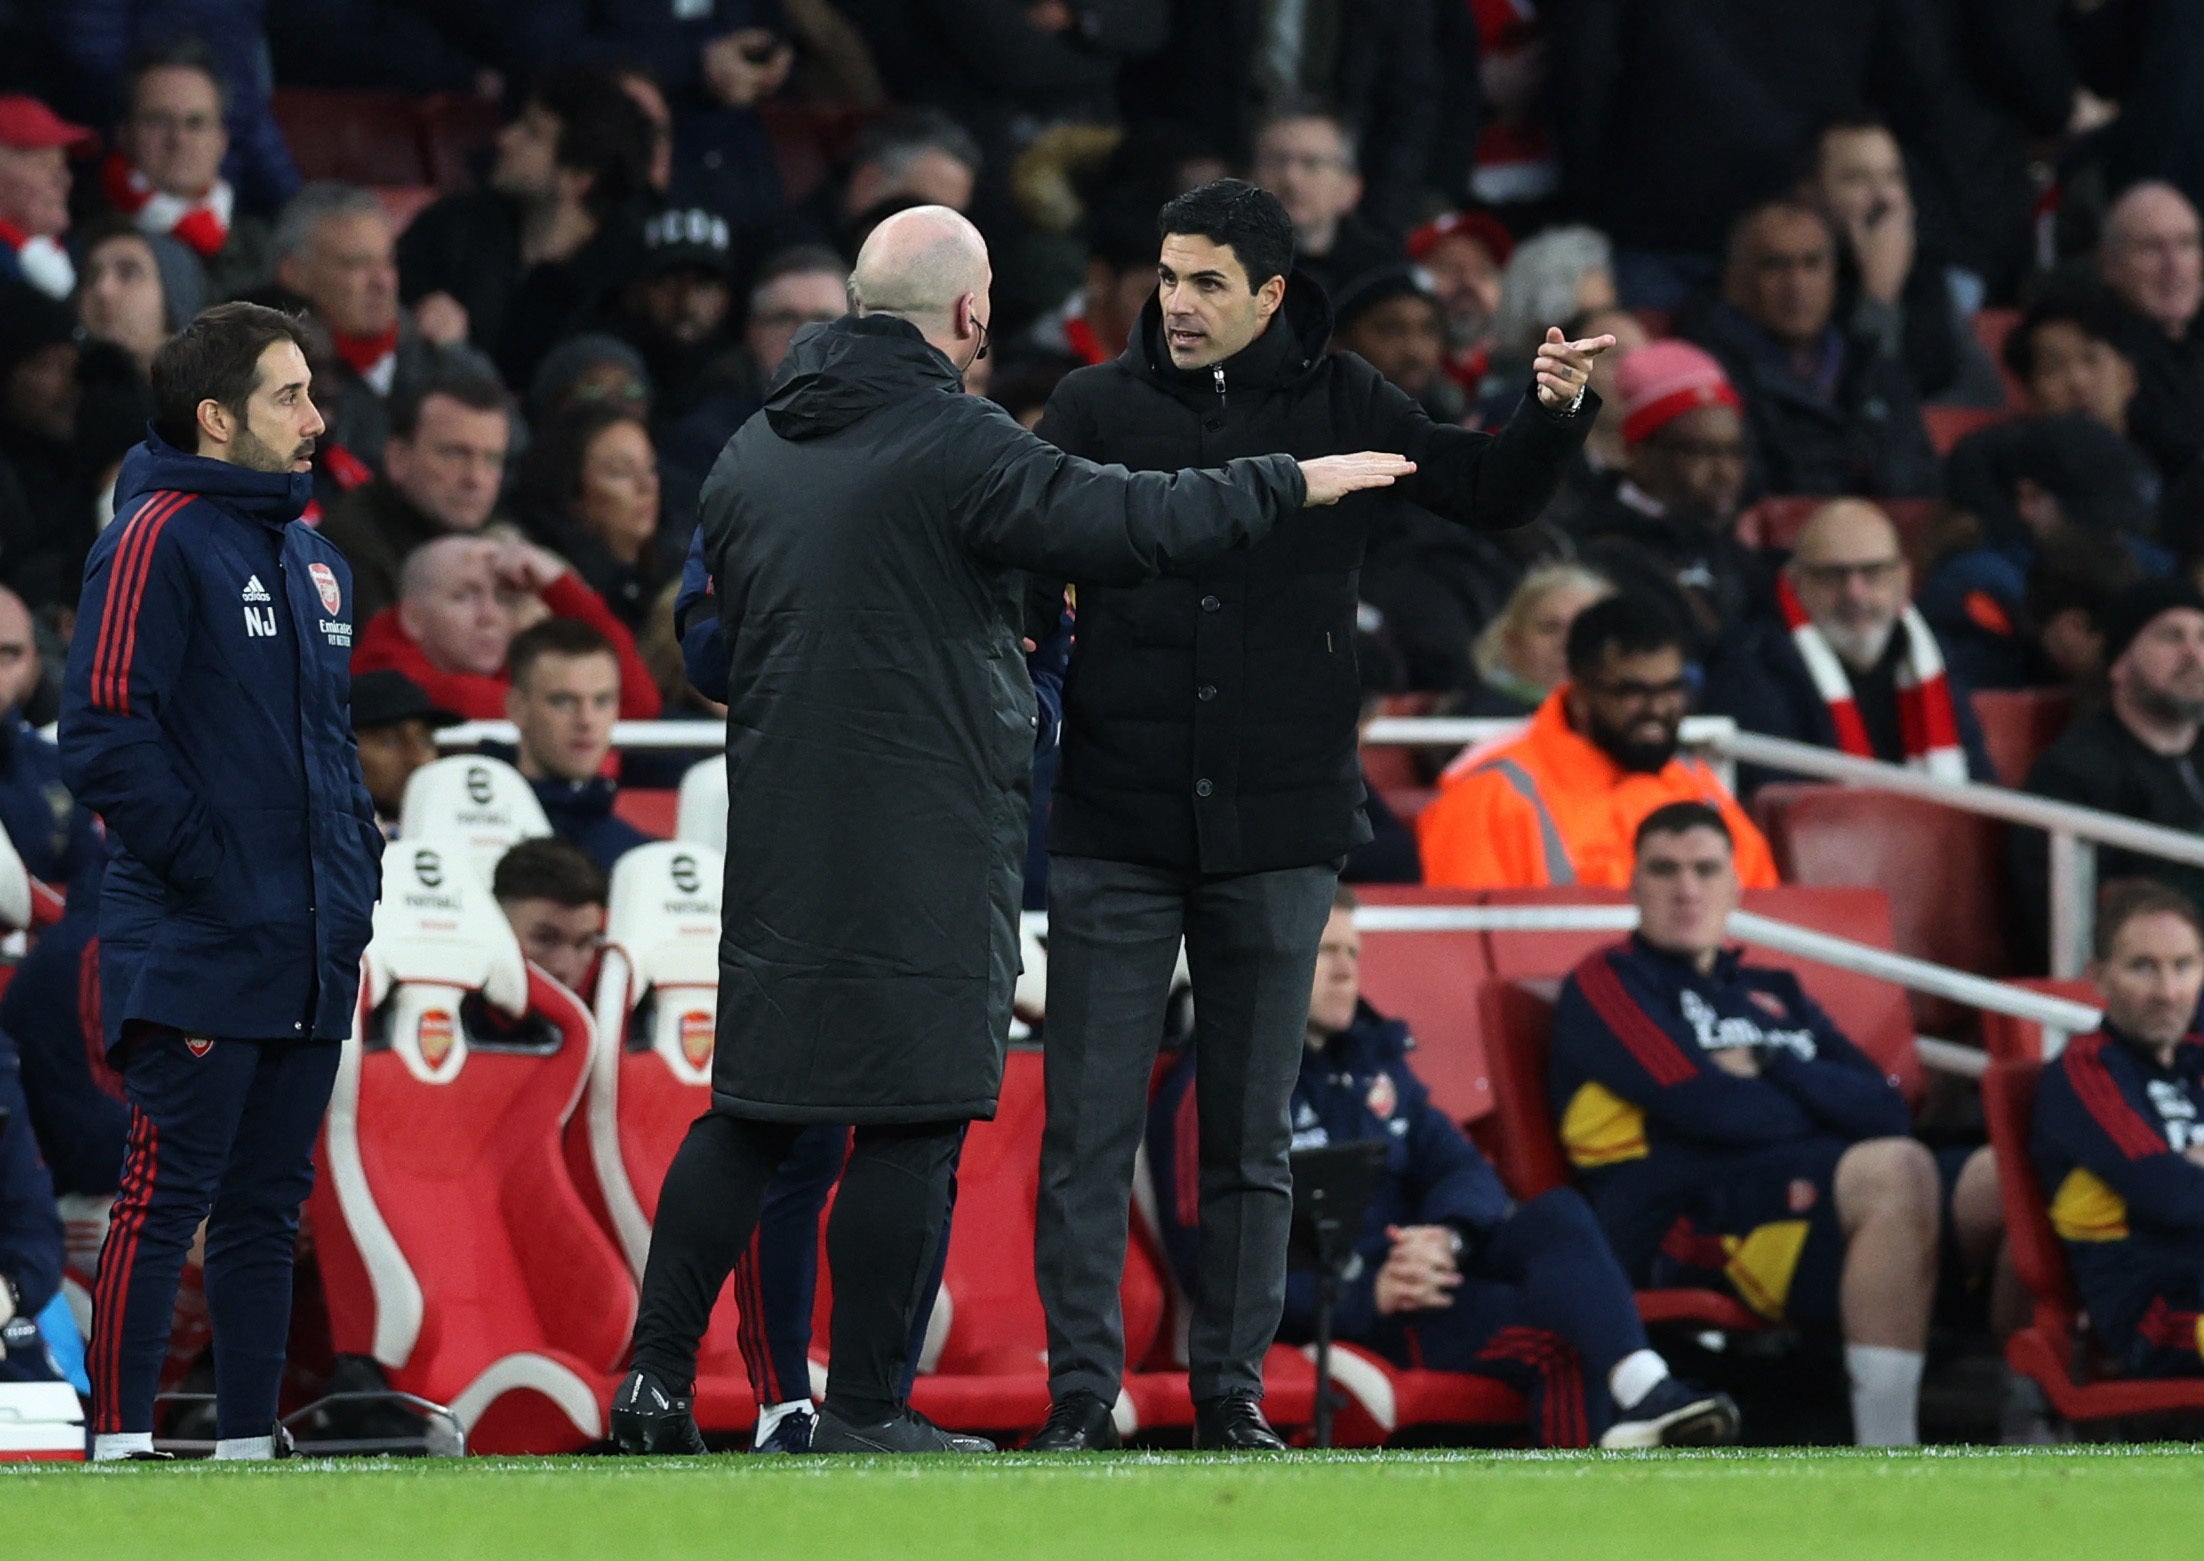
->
xmin=631 ymin=1110 xmax=964 ymax=1422
xmin=1035 ymin=854 xmax=1339 ymax=1404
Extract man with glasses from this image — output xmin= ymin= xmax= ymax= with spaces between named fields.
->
xmin=1420 ymin=591 xmax=1777 ymax=888
xmin=87 ymin=39 xmax=274 ymax=300
xmin=1703 ymin=499 xmax=1991 ymax=798
xmin=1249 ymin=108 xmax=1398 ymax=301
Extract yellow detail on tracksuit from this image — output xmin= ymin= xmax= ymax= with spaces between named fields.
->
xmin=2049 ymin=1168 xmax=2131 ymax=1243
xmin=1723 ymin=1221 xmax=1813 ymax=1321
xmin=1560 ymin=1082 xmax=1649 ymax=1168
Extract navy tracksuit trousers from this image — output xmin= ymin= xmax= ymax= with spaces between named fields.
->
xmin=90 ymin=1029 xmax=337 ymax=1440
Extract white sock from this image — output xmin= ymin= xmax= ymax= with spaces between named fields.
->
xmin=753 ymin=1400 xmax=813 ymax=1444
xmin=1846 ymin=1344 xmax=1924 ymax=1446
xmin=213 ymin=1436 xmax=275 ymax=1461
xmin=1608 ymin=1348 xmax=1671 ymax=1412
xmin=92 ymin=1432 xmax=154 ymax=1461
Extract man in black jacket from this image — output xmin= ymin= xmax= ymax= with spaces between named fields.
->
xmin=610 ymin=204 xmax=1412 ymax=1458
xmin=1026 ymin=179 xmax=1605 ymax=1452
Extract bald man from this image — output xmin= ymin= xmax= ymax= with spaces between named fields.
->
xmin=350 ymin=534 xmax=660 ymax=721
xmin=1702 ymin=501 xmax=1991 ymax=797
xmin=613 ymin=206 xmax=1413 ymax=1457
xmin=2099 ymin=182 xmax=2204 ymax=477
xmin=0 ymin=585 xmax=97 ymax=897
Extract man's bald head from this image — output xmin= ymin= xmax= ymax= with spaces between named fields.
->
xmin=2101 ymin=181 xmax=2204 ymax=338
xmin=397 ymin=537 xmax=514 ymax=677
xmin=1788 ymin=499 xmax=1911 ymax=667
xmin=848 ymin=206 xmax=993 ymax=372
xmin=0 ymin=585 xmax=35 ymax=716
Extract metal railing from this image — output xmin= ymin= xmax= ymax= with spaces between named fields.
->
xmin=1362 ymin=717 xmax=2204 ymax=980
xmin=1345 ymin=901 xmax=2101 ymax=1074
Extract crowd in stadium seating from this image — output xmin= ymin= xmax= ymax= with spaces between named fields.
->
xmin=4 ymin=0 xmax=2204 ymax=1445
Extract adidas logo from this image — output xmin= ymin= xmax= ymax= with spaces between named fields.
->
xmin=241 ymin=575 xmax=272 ymax=602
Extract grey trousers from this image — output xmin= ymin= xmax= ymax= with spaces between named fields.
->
xmin=1034 ymin=853 xmax=1340 ymax=1404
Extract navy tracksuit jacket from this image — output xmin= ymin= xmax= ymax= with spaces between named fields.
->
xmin=0 ymin=910 xmax=127 ymax=1199
xmin=2032 ymin=1027 xmax=2204 ymax=1373
xmin=1551 ymin=937 xmax=1910 ymax=1313
xmin=1147 ymin=1004 xmax=1656 ymax=1446
xmin=57 ymin=434 xmax=384 ymax=1442
xmin=0 ymin=712 xmax=102 ymax=906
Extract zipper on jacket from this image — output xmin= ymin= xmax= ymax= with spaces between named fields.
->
xmin=1212 ymin=364 xmax=1227 ymax=411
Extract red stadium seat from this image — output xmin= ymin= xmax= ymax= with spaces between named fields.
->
xmin=1753 ymin=784 xmax=2012 ymax=1028
xmin=1983 ymin=1060 xmax=2204 ymax=1426
xmin=370 ymin=185 xmax=437 ymax=236
xmin=1970 ymin=687 xmax=2074 ymax=789
xmin=612 ymin=787 xmax=679 ymax=839
xmin=1476 ymin=976 xmax=1770 ymax=1335
xmin=1352 ymin=886 xmax=1495 ymax=1125
xmin=1923 ymin=405 xmax=2007 ymax=457
xmin=417 ymin=92 xmax=502 ymax=192
xmin=1973 ymin=308 xmax=2025 ymax=409
xmin=311 ymin=837 xmax=637 ymax=1454
xmin=1978 ymin=979 xmax=2101 ymax=1064
xmin=271 ymin=89 xmax=432 ymax=186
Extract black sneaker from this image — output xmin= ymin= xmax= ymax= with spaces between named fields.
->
xmin=1024 ymin=1392 xmax=1120 ymax=1452
xmin=1192 ymin=1392 xmax=1286 ymax=1451
xmin=751 ymin=1406 xmax=816 ymax=1455
xmin=610 ymin=1369 xmax=709 ymax=1455
xmin=811 ymin=1406 xmax=995 ymax=1454
xmin=122 ymin=1449 xmax=176 ymax=1462
xmin=1600 ymin=1376 xmax=1741 ymax=1449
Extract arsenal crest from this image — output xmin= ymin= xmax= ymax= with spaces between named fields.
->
xmin=185 ymin=1036 xmax=214 ymax=1058
xmin=679 ymin=1010 xmax=714 ymax=1069
xmin=308 ymin=561 xmax=342 ymax=614
xmin=1365 ymin=1071 xmax=1398 ymax=1120
xmin=1747 ymin=989 xmax=1789 ymax=1020
xmin=419 ymin=1009 xmax=456 ymax=1069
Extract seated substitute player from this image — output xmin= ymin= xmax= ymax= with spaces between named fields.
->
xmin=2032 ymin=880 xmax=2204 ymax=1378
xmin=1551 ymin=801 xmax=1962 ymax=1446
xmin=1147 ymin=885 xmax=1739 ymax=1448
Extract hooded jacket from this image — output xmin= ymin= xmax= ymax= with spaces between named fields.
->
xmin=697 ymin=314 xmax=1304 ymax=1123
xmin=1034 ymin=280 xmax=1592 ymax=876
xmin=59 ymin=435 xmax=383 ymax=1051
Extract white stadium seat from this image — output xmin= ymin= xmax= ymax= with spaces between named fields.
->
xmin=397 ymin=755 xmax=551 ymax=888
xmin=675 ymin=756 xmax=726 ymax=851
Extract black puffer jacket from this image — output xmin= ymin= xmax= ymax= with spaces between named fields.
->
xmin=1034 ymin=282 xmax=1592 ymax=875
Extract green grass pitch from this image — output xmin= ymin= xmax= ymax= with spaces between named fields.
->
xmin=6 ymin=1446 xmax=2201 ymax=1560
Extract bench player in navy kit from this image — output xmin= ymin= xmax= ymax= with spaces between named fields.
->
xmin=59 ymin=302 xmax=383 ymax=1460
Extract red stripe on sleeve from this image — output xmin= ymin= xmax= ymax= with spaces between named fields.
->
xmin=2066 ymin=1034 xmax=2172 ymax=1161
xmin=91 ymin=492 xmax=186 ymax=711
xmin=1573 ymin=950 xmax=1700 ymax=1087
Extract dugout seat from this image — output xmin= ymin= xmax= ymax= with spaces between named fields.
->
xmin=612 ymin=787 xmax=680 ymax=840
xmin=1753 ymin=784 xmax=2011 ymax=1029
xmin=398 ymin=755 xmax=552 ymax=889
xmin=1970 ymin=688 xmax=2074 ymax=789
xmin=676 ymin=756 xmax=727 ymax=851
xmin=1979 ymin=979 xmax=2103 ymax=1064
xmin=1479 ymin=979 xmax=1769 ymax=1335
xmin=310 ymin=836 xmax=637 ymax=1454
xmin=1983 ymin=1059 xmax=2204 ymax=1427
xmin=1351 ymin=886 xmax=1496 ymax=1126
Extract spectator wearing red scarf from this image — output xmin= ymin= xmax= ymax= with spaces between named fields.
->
xmin=0 ymin=95 xmax=94 ymax=301
xmin=85 ymin=39 xmax=274 ymax=301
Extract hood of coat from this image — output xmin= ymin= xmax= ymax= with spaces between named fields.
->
xmin=763 ymin=314 xmax=965 ymax=441
xmin=114 ymin=429 xmax=313 ymax=529
xmin=1126 ymin=268 xmax=1335 ymax=399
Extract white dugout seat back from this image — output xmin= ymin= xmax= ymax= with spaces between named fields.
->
xmin=361 ymin=834 xmax=533 ymax=1085
xmin=675 ymin=756 xmax=726 ymax=852
xmin=398 ymin=755 xmax=552 ymax=889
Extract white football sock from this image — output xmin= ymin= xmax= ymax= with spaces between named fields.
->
xmin=1608 ymin=1348 xmax=1672 ymax=1412
xmin=213 ymin=1435 xmax=276 ymax=1461
xmin=1846 ymin=1344 xmax=1924 ymax=1446
xmin=753 ymin=1400 xmax=813 ymax=1445
xmin=92 ymin=1432 xmax=154 ymax=1461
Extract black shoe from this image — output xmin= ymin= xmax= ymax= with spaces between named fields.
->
xmin=812 ymin=1405 xmax=995 ymax=1454
xmin=1599 ymin=1377 xmax=1741 ymax=1449
xmin=750 ymin=1406 xmax=816 ymax=1455
xmin=1024 ymin=1392 xmax=1120 ymax=1452
xmin=1193 ymin=1392 xmax=1286 ymax=1451
xmin=610 ymin=1369 xmax=709 ymax=1455
xmin=122 ymin=1449 xmax=176 ymax=1462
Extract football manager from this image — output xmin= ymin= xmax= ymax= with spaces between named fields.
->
xmin=612 ymin=204 xmax=1414 ymax=1456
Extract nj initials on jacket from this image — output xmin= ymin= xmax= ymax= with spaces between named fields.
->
xmin=242 ymin=573 xmax=278 ymax=638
